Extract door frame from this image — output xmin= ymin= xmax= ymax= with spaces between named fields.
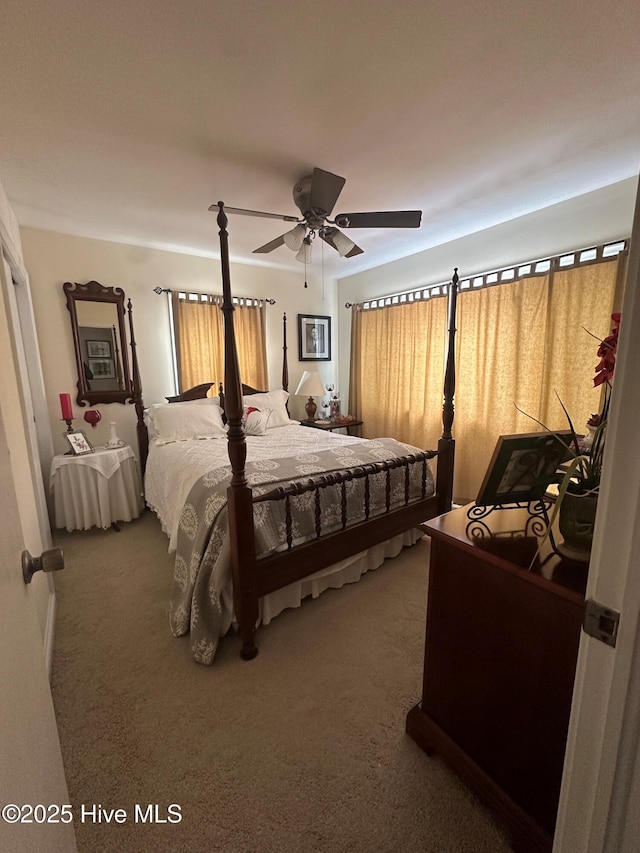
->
xmin=554 ymin=177 xmax=640 ymax=851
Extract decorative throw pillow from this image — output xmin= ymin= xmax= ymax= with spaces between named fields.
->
xmin=242 ymin=390 xmax=297 ymax=428
xmin=241 ymin=406 xmax=271 ymax=435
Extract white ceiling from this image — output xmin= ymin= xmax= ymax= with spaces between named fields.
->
xmin=1 ymin=0 xmax=640 ymax=279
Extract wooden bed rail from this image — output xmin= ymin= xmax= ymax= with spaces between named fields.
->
xmin=253 ymin=450 xmax=436 ymax=550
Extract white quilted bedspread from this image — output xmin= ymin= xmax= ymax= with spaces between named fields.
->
xmin=144 ymin=424 xmax=366 ymax=550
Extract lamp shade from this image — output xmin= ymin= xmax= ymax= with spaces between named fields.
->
xmin=295 ymin=239 xmax=312 ymax=264
xmin=295 ymin=371 xmax=326 ymax=397
xmin=331 ymin=230 xmax=357 ymax=258
xmin=283 ymin=224 xmax=306 ymax=251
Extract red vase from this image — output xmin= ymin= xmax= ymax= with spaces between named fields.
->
xmin=83 ymin=410 xmax=102 ymax=429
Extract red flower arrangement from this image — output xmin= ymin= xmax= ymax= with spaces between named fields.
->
xmin=593 ymin=312 xmax=621 ymax=387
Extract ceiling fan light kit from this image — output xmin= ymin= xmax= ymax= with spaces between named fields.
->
xmin=283 ymin=223 xmax=306 ymax=251
xmin=327 ymin=228 xmax=356 ymax=257
xmin=212 ymin=167 xmax=422 ymax=263
xmin=295 ymin=236 xmax=313 ymax=265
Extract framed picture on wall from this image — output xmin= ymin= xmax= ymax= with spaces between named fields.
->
xmin=86 ymin=339 xmax=112 ymax=358
xmin=298 ymin=314 xmax=331 ymax=361
xmin=476 ymin=430 xmax=574 ymax=506
xmin=88 ymin=358 xmax=116 ymax=379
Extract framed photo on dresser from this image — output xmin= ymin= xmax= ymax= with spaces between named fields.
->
xmin=298 ymin=314 xmax=331 ymax=361
xmin=476 ymin=430 xmax=573 ymax=506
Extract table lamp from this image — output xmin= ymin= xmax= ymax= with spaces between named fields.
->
xmin=295 ymin=371 xmax=326 ymax=420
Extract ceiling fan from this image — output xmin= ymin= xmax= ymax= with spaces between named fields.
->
xmin=209 ymin=167 xmax=422 ymax=263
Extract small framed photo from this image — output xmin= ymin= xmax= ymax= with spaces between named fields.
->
xmin=64 ymin=430 xmax=95 ymax=456
xmin=298 ymin=314 xmax=331 ymax=361
xmin=86 ymin=339 xmax=112 ymax=358
xmin=88 ymin=358 xmax=116 ymax=379
xmin=476 ymin=430 xmax=574 ymax=506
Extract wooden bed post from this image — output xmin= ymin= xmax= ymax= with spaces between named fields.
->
xmin=282 ymin=312 xmax=289 ymax=392
xmin=127 ymin=298 xmax=148 ymax=474
xmin=435 ymin=268 xmax=458 ymax=514
xmin=216 ymin=202 xmax=259 ymax=660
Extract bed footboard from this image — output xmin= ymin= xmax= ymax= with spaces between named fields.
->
xmin=231 ymin=448 xmax=439 ymax=659
xmin=254 ymin=450 xmax=435 ymax=547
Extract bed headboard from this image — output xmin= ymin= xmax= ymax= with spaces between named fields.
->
xmin=165 ymin=381 xmax=265 ymax=404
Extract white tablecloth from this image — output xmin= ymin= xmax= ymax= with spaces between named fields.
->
xmin=50 ymin=446 xmax=143 ymax=531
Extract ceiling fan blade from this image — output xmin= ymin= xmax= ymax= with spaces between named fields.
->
xmin=253 ymin=234 xmax=286 ymax=254
xmin=334 ymin=210 xmax=422 ymax=229
xmin=209 ymin=204 xmax=300 ymax=223
xmin=308 ymin=168 xmax=346 ymax=215
xmin=319 ymin=227 xmax=364 ymax=258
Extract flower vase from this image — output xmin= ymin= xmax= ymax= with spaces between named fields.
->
xmin=106 ymin=422 xmax=124 ymax=448
xmin=557 ymin=491 xmax=598 ymax=562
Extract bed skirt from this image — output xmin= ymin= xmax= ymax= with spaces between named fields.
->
xmin=251 ymin=529 xmax=424 ymax=628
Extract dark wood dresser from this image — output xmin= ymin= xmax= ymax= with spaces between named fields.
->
xmin=406 ymin=504 xmax=587 ymax=853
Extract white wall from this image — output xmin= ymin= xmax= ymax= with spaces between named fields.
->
xmin=20 ymin=227 xmax=339 ymax=474
xmin=336 ymin=178 xmax=638 ymax=403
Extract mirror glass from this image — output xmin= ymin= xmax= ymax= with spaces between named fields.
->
xmin=64 ymin=280 xmax=134 ymax=406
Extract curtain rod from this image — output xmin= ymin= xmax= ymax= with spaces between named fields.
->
xmin=153 ymin=286 xmax=275 ymax=304
xmin=345 ymin=238 xmax=628 ymax=310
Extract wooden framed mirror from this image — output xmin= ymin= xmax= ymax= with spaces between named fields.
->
xmin=63 ymin=280 xmax=134 ymax=406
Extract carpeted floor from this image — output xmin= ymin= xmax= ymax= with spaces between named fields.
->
xmin=50 ymin=511 xmax=511 ymax=852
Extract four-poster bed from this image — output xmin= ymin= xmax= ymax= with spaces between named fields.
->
xmin=144 ymin=203 xmax=458 ymax=664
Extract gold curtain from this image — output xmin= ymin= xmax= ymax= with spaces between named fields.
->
xmin=231 ymin=302 xmax=268 ymax=390
xmin=354 ymin=297 xmax=448 ymax=449
xmin=351 ymin=256 xmax=622 ymax=504
xmin=454 ymin=259 xmax=620 ymax=502
xmin=173 ymin=294 xmax=268 ymax=392
xmin=348 ymin=306 xmax=363 ymax=418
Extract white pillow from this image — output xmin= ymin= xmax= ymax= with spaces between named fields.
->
xmin=145 ymin=398 xmax=221 ymax=441
xmin=241 ymin=405 xmax=272 ymax=436
xmin=243 ymin=390 xmax=297 ymax=429
xmin=152 ymin=402 xmax=227 ymax=444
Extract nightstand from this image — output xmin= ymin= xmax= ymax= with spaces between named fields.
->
xmin=301 ymin=418 xmax=363 ymax=436
xmin=49 ymin=445 xmax=144 ymax=532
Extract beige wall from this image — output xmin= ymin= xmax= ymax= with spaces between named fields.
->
xmin=20 ymin=228 xmax=339 ymax=470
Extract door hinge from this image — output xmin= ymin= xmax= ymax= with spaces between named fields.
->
xmin=583 ymin=599 xmax=620 ymax=648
